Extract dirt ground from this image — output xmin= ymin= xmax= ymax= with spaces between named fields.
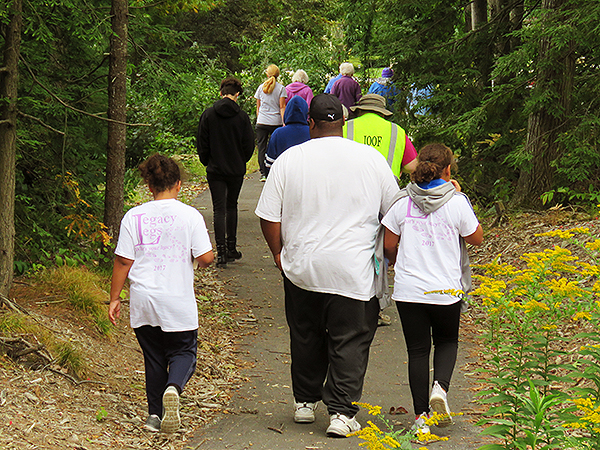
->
xmin=0 ymin=181 xmax=598 ymax=450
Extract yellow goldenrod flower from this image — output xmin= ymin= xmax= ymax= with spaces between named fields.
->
xmin=572 ymin=311 xmax=592 ymax=321
xmin=585 ymin=239 xmax=600 ymax=252
xmin=353 ymin=402 xmax=382 ymax=416
xmin=535 ymin=230 xmax=574 ymax=239
xmin=424 ymin=288 xmax=464 ymax=296
xmin=523 ymin=299 xmax=550 ymax=312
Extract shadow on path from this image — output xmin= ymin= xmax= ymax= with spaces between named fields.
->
xmin=188 ymin=172 xmax=488 ymax=450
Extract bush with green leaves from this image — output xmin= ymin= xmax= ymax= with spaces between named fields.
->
xmin=472 ymin=226 xmax=600 ymax=449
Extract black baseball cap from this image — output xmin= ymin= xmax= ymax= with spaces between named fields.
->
xmin=309 ymin=94 xmax=343 ymax=121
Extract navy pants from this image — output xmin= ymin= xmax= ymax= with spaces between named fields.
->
xmin=134 ymin=326 xmax=198 ymax=417
xmin=206 ymin=172 xmax=244 ymax=248
xmin=396 ymin=301 xmax=461 ymax=416
xmin=284 ymin=276 xmax=379 ymax=417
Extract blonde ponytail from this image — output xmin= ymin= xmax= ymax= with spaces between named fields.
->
xmin=262 ymin=64 xmax=280 ymax=94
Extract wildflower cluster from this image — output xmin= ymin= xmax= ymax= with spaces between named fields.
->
xmin=350 ymin=402 xmax=448 ymax=449
xmin=471 ymin=226 xmax=600 ymax=449
xmin=564 ymin=397 xmax=600 ymax=433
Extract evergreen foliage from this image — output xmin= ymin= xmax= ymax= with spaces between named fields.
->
xmin=2 ymin=0 xmax=600 ymax=272
xmin=344 ymin=0 xmax=600 ymax=207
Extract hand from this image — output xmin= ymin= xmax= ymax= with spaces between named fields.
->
xmin=274 ymin=253 xmax=283 ymax=271
xmin=450 ymin=179 xmax=462 ymax=192
xmin=108 ymin=299 xmax=121 ymax=326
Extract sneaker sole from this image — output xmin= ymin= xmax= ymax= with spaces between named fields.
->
xmin=294 ymin=415 xmax=315 ymax=423
xmin=326 ymin=424 xmax=360 ymax=438
xmin=143 ymin=423 xmax=160 ymax=433
xmin=161 ymin=390 xmax=181 ymax=433
xmin=429 ymin=397 xmax=452 ymax=427
xmin=326 ymin=427 xmax=350 ymax=438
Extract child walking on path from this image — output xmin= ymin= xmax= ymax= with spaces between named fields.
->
xmin=108 ymin=154 xmax=214 ymax=433
xmin=381 ymin=143 xmax=483 ymax=437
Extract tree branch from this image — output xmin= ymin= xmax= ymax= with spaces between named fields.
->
xmin=18 ymin=111 xmax=65 ymax=135
xmin=20 ymin=57 xmax=151 ymax=127
xmin=0 ymin=293 xmax=29 ymax=314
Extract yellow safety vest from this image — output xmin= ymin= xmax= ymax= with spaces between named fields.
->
xmin=343 ymin=113 xmax=406 ymax=179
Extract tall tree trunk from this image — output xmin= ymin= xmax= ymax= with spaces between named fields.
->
xmin=471 ymin=0 xmax=488 ymax=30
xmin=510 ymin=0 xmax=525 ymax=52
xmin=490 ymin=0 xmax=512 ymax=87
xmin=511 ymin=0 xmax=575 ymax=209
xmin=464 ymin=3 xmax=473 ymax=32
xmin=491 ymin=0 xmax=511 ymax=57
xmin=471 ymin=0 xmax=492 ymax=90
xmin=104 ymin=0 xmax=128 ymax=245
xmin=0 ymin=0 xmax=22 ymax=296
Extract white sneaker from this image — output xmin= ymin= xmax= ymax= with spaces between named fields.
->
xmin=413 ymin=412 xmax=430 ymax=434
xmin=326 ymin=413 xmax=361 ymax=437
xmin=161 ymin=386 xmax=181 ymax=433
xmin=294 ymin=401 xmax=317 ymax=423
xmin=429 ymin=381 xmax=452 ymax=427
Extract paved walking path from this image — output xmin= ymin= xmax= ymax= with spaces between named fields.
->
xmin=188 ymin=172 xmax=489 ymax=450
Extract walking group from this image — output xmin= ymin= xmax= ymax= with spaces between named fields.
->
xmin=107 ymin=63 xmax=483 ymax=441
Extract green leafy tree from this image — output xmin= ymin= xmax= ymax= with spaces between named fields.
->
xmin=343 ymin=0 xmax=600 ymax=208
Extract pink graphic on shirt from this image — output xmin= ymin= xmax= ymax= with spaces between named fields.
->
xmin=132 ymin=213 xmax=178 ymax=246
xmin=405 ymin=199 xmax=453 ymax=245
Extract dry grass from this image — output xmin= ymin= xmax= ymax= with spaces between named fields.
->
xmin=37 ymin=265 xmax=112 ymax=335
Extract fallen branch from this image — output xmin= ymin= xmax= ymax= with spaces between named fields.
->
xmin=0 ymin=294 xmax=29 ymax=315
xmin=13 ymin=344 xmax=45 ymax=358
xmin=46 ymin=367 xmax=79 ymax=385
xmin=75 ymin=379 xmax=109 ymax=387
xmin=267 ymin=423 xmax=285 ymax=434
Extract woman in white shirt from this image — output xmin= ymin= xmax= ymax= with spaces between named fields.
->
xmin=109 ymin=154 xmax=214 ymax=434
xmin=382 ymin=143 xmax=483 ymax=436
xmin=254 ymin=64 xmax=286 ymax=180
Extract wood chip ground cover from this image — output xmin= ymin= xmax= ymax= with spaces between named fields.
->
xmin=0 ymin=267 xmax=247 ymax=450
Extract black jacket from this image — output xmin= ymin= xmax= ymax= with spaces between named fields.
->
xmin=197 ymin=97 xmax=255 ymax=177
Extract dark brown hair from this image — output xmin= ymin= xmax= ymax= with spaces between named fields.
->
xmin=411 ymin=143 xmax=454 ymax=184
xmin=139 ymin=153 xmax=181 ymax=193
xmin=220 ymin=77 xmax=243 ymax=96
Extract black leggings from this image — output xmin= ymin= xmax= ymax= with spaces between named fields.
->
xmin=396 ymin=301 xmax=461 ymax=416
xmin=206 ymin=172 xmax=244 ymax=248
xmin=256 ymin=124 xmax=280 ymax=177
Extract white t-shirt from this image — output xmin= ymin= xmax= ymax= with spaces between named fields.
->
xmin=115 ymin=199 xmax=213 ymax=331
xmin=255 ymin=136 xmax=400 ymax=301
xmin=255 ymin=82 xmax=287 ymax=126
xmin=381 ymin=193 xmax=479 ymax=305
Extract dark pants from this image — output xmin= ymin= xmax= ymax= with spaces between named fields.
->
xmin=206 ymin=172 xmax=244 ymax=248
xmin=283 ymin=276 xmax=379 ymax=417
xmin=256 ymin=124 xmax=280 ymax=177
xmin=134 ymin=326 xmax=198 ymax=417
xmin=396 ymin=301 xmax=461 ymax=416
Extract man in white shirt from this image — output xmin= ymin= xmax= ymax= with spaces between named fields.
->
xmin=255 ymin=94 xmax=400 ymax=437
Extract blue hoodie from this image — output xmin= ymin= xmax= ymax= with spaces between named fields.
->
xmin=265 ymin=96 xmax=310 ymax=169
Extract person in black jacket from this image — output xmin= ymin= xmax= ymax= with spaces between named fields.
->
xmin=197 ymin=77 xmax=255 ymax=267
